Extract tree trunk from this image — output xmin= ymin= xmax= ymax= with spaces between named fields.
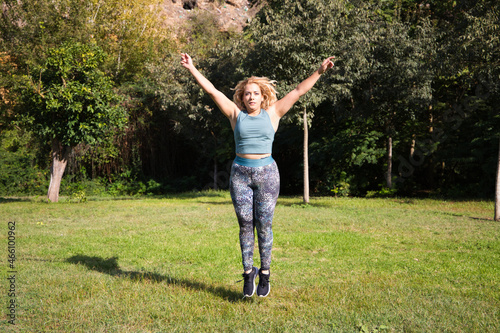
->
xmin=386 ymin=136 xmax=393 ymax=188
xmin=303 ymin=108 xmax=309 ymax=204
xmin=495 ymin=137 xmax=500 ymax=221
xmin=213 ymin=157 xmax=218 ymax=190
xmin=211 ymin=131 xmax=218 ymax=190
xmin=47 ymin=139 xmax=71 ymax=203
xmin=426 ymin=107 xmax=435 ymax=189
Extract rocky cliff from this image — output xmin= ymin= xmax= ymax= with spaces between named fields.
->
xmin=161 ymin=0 xmax=261 ymax=32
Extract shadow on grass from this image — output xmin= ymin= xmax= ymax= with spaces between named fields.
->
xmin=84 ymin=191 xmax=230 ymax=204
xmin=437 ymin=211 xmax=494 ymax=222
xmin=0 ymin=197 xmax=32 ymax=203
xmin=276 ymin=201 xmax=336 ymax=209
xmin=66 ymin=255 xmax=243 ymax=303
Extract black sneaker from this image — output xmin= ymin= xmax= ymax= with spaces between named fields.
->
xmin=242 ymin=267 xmax=259 ymax=297
xmin=257 ymin=271 xmax=270 ymax=297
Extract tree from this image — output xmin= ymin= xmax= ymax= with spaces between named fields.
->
xmin=343 ymin=9 xmax=435 ymax=190
xmin=0 ymin=0 xmax=173 ymax=186
xmin=0 ymin=53 xmax=17 ymax=133
xmin=302 ymin=107 xmax=310 ymax=203
xmin=18 ymin=42 xmax=126 ymax=202
xmin=151 ymin=14 xmax=244 ymax=190
xmin=459 ymin=1 xmax=500 ymax=218
xmin=0 ymin=0 xmax=94 ymax=67
xmin=431 ymin=0 xmax=500 ymax=201
xmin=88 ymin=0 xmax=170 ymax=83
xmin=245 ymin=0 xmax=347 ymax=201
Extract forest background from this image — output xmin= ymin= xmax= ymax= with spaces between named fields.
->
xmin=0 ymin=0 xmax=499 ymax=202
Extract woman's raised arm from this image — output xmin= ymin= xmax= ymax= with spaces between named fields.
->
xmin=269 ymin=56 xmax=335 ymax=119
xmin=181 ymin=53 xmax=239 ymax=122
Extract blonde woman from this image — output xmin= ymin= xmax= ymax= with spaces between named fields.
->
xmin=181 ymin=53 xmax=334 ymax=297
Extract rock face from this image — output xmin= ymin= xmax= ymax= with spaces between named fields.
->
xmin=161 ymin=0 xmax=260 ymax=32
xmin=182 ymin=0 xmax=198 ymax=10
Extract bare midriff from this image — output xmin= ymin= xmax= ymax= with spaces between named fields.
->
xmin=236 ymin=153 xmax=271 ymax=160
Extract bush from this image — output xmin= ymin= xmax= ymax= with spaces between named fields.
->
xmin=0 ymin=130 xmax=48 ymax=196
xmin=366 ymin=187 xmax=398 ymax=198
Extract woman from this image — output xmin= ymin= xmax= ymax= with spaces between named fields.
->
xmin=181 ymin=53 xmax=334 ymax=297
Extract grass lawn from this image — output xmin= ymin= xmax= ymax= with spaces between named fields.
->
xmin=1 ymin=192 xmax=498 ymax=332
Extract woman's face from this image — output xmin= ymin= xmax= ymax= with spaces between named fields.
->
xmin=243 ymin=83 xmax=263 ymax=114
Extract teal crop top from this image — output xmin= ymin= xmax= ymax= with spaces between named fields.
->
xmin=234 ymin=109 xmax=275 ymax=154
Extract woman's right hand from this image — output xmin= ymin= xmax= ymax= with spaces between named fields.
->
xmin=180 ymin=53 xmax=194 ymax=69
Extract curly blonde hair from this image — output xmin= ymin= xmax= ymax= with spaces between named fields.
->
xmin=233 ymin=76 xmax=278 ymax=110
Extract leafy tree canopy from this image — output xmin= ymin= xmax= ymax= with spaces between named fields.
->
xmin=18 ymin=42 xmax=126 ymax=147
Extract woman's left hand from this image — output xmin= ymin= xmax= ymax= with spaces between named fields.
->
xmin=318 ymin=56 xmax=335 ymax=74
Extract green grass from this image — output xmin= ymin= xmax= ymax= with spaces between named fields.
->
xmin=1 ymin=193 xmax=499 ymax=332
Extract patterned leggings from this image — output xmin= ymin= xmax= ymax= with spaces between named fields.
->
xmin=230 ymin=159 xmax=280 ymax=272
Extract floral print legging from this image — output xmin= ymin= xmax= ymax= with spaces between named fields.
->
xmin=229 ymin=160 xmax=280 ymax=272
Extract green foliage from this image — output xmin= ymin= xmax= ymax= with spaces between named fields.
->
xmin=366 ymin=187 xmax=398 ymax=198
xmin=309 ymin=119 xmax=387 ymax=196
xmin=0 ymin=0 xmax=94 ymax=69
xmin=67 ymin=190 xmax=88 ymax=203
xmin=88 ymin=0 xmax=173 ymax=82
xmin=330 ymin=172 xmax=351 ymax=197
xmin=246 ymin=0 xmax=345 ymax=117
xmin=349 ymin=131 xmax=386 ymax=166
xmin=0 ymin=0 xmax=499 ymax=198
xmin=0 ymin=129 xmax=48 ymax=195
xmin=150 ymin=19 xmax=244 ymax=188
xmin=18 ymin=42 xmax=126 ymax=147
xmin=187 ymin=11 xmax=226 ymax=57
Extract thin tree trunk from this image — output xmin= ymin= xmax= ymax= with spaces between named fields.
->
xmin=386 ymin=136 xmax=393 ymax=188
xmin=211 ymin=131 xmax=218 ymax=190
xmin=427 ymin=107 xmax=435 ymax=189
xmin=303 ymin=108 xmax=309 ymax=204
xmin=495 ymin=137 xmax=500 ymax=221
xmin=213 ymin=157 xmax=218 ymax=190
xmin=47 ymin=139 xmax=71 ymax=203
